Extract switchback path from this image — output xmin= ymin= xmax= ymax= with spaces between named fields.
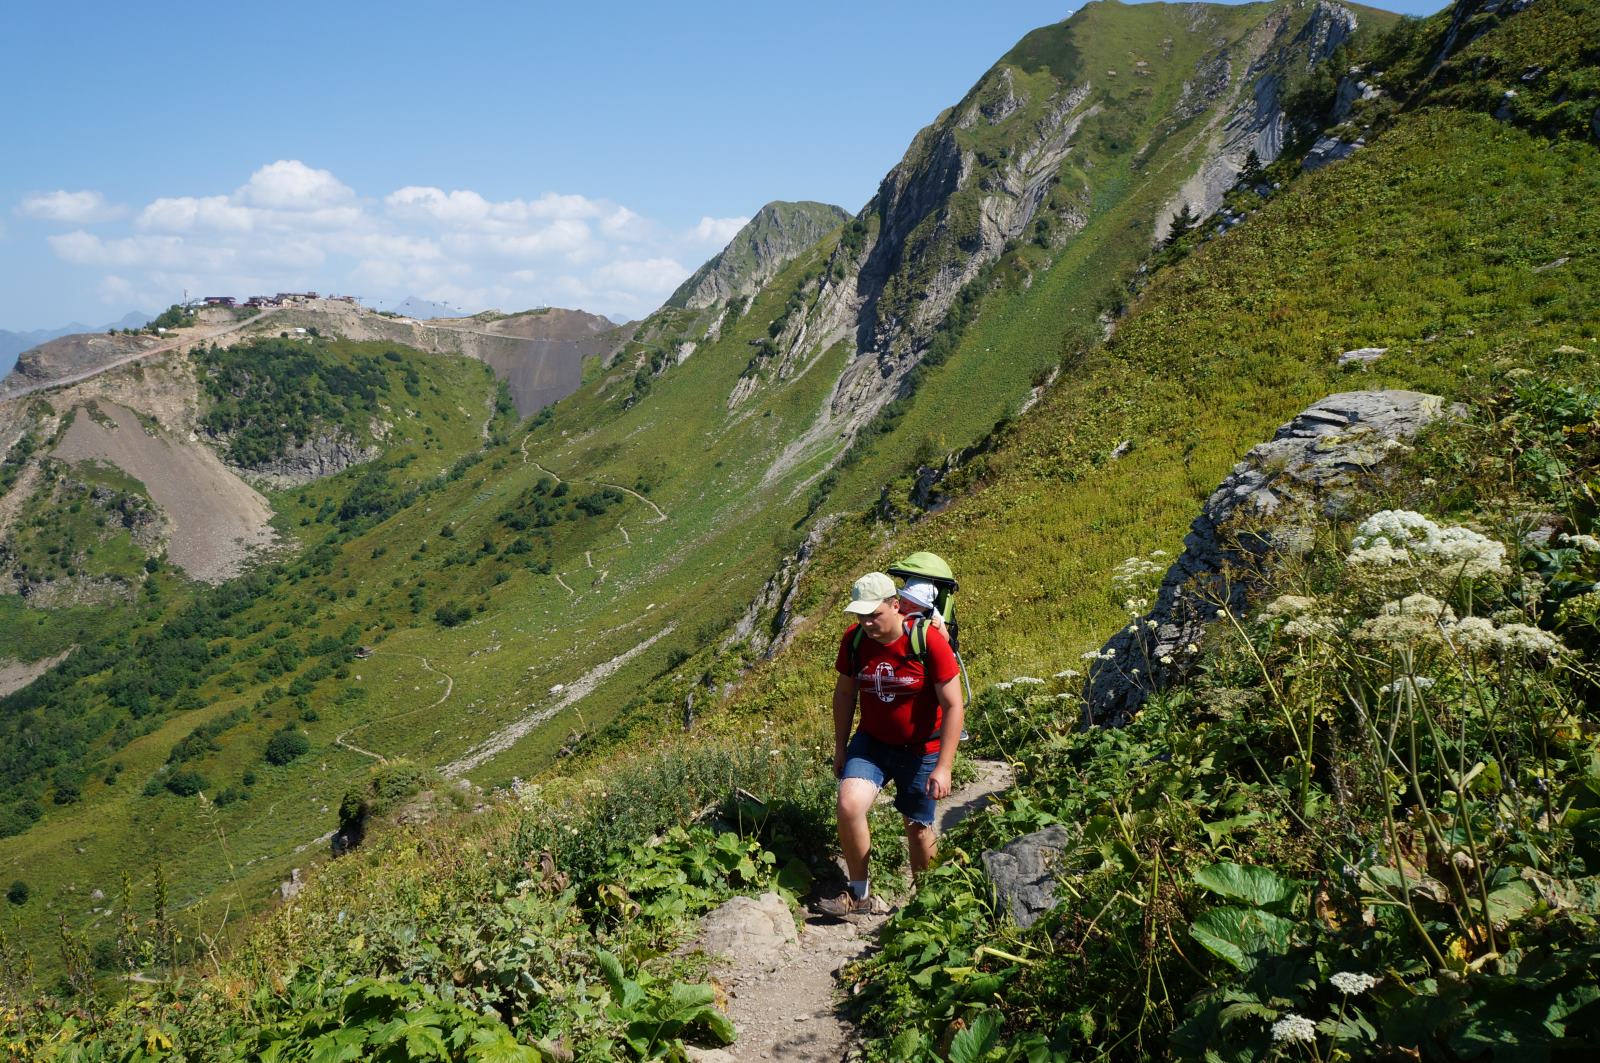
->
xmin=710 ymin=758 xmax=1015 ymax=1062
xmin=333 ymin=652 xmax=455 ymax=763
xmin=520 ymin=435 xmax=668 ymax=523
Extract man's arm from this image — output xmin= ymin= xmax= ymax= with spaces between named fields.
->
xmin=924 ymin=674 xmax=965 ymax=799
xmin=832 ymin=672 xmax=857 ymax=778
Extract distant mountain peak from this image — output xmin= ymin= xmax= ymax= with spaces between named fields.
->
xmin=666 ymin=201 xmax=850 ymax=310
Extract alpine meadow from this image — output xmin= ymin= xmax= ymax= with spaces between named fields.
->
xmin=2 ymin=0 xmax=1599 ymax=1059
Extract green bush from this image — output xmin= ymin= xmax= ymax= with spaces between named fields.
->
xmin=264 ymin=731 xmax=310 ymax=766
xmin=164 ymin=771 xmax=207 ymax=797
xmin=6 ymin=880 xmax=28 ymax=905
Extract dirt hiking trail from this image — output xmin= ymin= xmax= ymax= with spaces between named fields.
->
xmin=704 ymin=758 xmax=1013 ymax=1062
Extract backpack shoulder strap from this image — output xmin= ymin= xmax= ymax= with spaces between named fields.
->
xmin=849 ymin=624 xmax=867 ymax=673
xmin=907 ymin=618 xmax=930 ymax=670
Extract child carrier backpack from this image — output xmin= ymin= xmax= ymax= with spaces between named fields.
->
xmin=868 ymin=551 xmax=972 ymax=705
xmin=888 ymin=551 xmax=960 ymax=653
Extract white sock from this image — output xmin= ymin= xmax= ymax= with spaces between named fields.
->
xmin=848 ymin=879 xmax=869 ymax=900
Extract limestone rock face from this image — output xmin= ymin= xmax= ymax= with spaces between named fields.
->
xmin=1332 ymin=70 xmax=1382 ymax=121
xmin=1302 ymin=134 xmax=1364 ymax=170
xmin=226 ymin=430 xmax=381 ymax=488
xmin=667 ymin=202 xmax=849 ymax=311
xmin=698 ymin=892 xmax=799 ymax=967
xmin=982 ymin=825 xmax=1074 ymax=929
xmin=1158 ymin=0 xmax=1362 ymax=241
xmin=1083 ymin=390 xmax=1453 ymax=726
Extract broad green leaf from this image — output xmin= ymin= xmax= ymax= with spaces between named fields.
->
xmin=1202 ymin=812 xmax=1264 ymax=845
xmin=949 ymin=1010 xmax=1002 ymax=1063
xmin=467 ymin=1028 xmax=545 ymax=1063
xmin=1485 ymin=880 xmax=1538 ymax=925
xmin=1192 ymin=862 xmax=1296 ymax=909
xmin=778 ymin=856 xmax=812 ymax=893
xmin=593 ymin=949 xmax=626 ymax=996
xmin=890 ymin=1028 xmax=931 ymax=1058
xmin=1189 ymin=906 xmax=1296 ymax=972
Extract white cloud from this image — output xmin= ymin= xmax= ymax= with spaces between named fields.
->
xmin=36 ymin=161 xmax=750 ymax=321
xmin=692 ymin=215 xmax=749 ymax=244
xmin=19 ymin=190 xmax=125 ymax=224
xmin=236 ymin=160 xmax=354 ymax=210
xmin=138 ymin=195 xmax=255 ymax=233
xmin=593 ymin=257 xmax=689 ymax=293
xmin=49 ymin=231 xmax=234 ymax=270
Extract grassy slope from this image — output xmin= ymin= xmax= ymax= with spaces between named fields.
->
xmin=711 ymin=22 xmax=1599 ymax=778
xmin=0 ymin=339 xmax=502 ymax=965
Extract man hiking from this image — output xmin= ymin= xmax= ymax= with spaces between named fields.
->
xmin=819 ymin=572 xmax=965 ymax=918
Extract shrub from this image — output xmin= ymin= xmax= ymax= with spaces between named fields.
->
xmin=264 ymin=731 xmax=310 ymax=766
xmin=6 ymin=880 xmax=28 ymax=905
xmin=164 ymin=771 xmax=207 ymax=797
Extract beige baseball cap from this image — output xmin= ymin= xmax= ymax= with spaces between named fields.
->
xmin=844 ymin=572 xmax=896 ymax=614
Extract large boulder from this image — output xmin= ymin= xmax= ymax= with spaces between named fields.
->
xmin=982 ymin=826 xmax=1074 ymax=929
xmin=1084 ymin=390 xmax=1452 ymax=726
xmin=697 ymin=892 xmax=798 ymax=968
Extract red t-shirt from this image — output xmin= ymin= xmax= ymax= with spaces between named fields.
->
xmin=835 ymin=620 xmax=960 ymax=752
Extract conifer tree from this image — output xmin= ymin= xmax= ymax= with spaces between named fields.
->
xmin=1241 ymin=148 xmax=1265 ymax=184
xmin=1166 ymin=203 xmax=1198 ymax=247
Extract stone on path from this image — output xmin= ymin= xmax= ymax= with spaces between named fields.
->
xmin=699 ymin=892 xmax=798 ymax=967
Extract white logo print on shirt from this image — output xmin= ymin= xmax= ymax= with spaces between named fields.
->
xmin=862 ymin=661 xmax=919 ymax=703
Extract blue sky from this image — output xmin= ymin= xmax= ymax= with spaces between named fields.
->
xmin=2 ymin=0 xmax=1449 ymax=329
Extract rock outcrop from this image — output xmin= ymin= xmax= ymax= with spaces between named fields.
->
xmin=666 ymin=202 xmax=850 ymax=311
xmin=224 ymin=430 xmax=381 ymax=488
xmin=1084 ymin=390 xmax=1453 ymax=726
xmin=982 ymin=825 xmax=1074 ymax=929
xmin=1160 ymin=0 xmax=1363 ymax=239
xmin=696 ymin=892 xmax=799 ymax=967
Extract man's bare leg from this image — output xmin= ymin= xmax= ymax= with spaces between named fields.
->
xmin=906 ymin=819 xmax=936 ymax=874
xmin=837 ymin=778 xmax=878 ymax=881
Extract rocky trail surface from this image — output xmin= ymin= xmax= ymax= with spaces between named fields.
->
xmin=693 ymin=758 xmax=1013 ymax=1062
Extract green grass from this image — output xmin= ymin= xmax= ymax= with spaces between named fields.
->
xmin=714 ymin=80 xmax=1600 ymax=786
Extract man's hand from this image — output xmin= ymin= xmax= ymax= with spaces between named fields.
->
xmin=924 ymin=765 xmax=952 ymax=800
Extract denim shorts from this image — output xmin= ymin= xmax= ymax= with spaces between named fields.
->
xmin=841 ymin=731 xmax=940 ymax=826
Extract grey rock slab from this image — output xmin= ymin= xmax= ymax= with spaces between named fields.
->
xmin=1338 ymin=346 xmax=1387 ymax=366
xmin=982 ymin=825 xmax=1074 ymax=929
xmin=1084 ymin=390 xmax=1451 ymax=726
xmin=1302 ymin=135 xmax=1361 ymax=171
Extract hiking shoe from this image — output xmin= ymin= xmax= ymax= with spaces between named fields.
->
xmin=816 ymin=890 xmax=891 ymax=919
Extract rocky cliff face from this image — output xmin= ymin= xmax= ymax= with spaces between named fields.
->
xmin=666 ymin=202 xmax=850 ymax=311
xmin=1160 ymin=0 xmax=1360 ymax=239
xmin=218 ymin=429 xmax=382 ymax=488
xmin=738 ymin=0 xmax=1373 ymax=480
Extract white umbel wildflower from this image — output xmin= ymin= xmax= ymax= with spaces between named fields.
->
xmin=1271 ymin=1013 xmax=1318 ymax=1044
xmin=1378 ymin=676 xmax=1436 ymax=695
xmin=1358 ymin=594 xmax=1456 ymax=645
xmin=1329 ymin=971 xmax=1378 ymax=995
xmin=1348 ymin=510 xmax=1507 ymax=579
xmin=1560 ymin=532 xmax=1600 ymax=553
xmin=1451 ymin=616 xmax=1564 ymax=659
